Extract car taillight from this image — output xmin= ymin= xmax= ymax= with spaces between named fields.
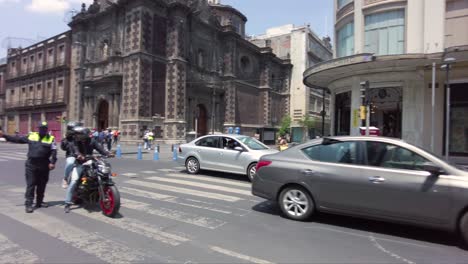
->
xmin=256 ymin=160 xmax=272 ymax=171
xmin=178 ymin=146 xmax=182 ymax=153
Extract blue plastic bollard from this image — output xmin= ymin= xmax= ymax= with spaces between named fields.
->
xmin=172 ymin=144 xmax=178 ymax=161
xmin=137 ymin=144 xmax=143 ymax=160
xmin=153 ymin=147 xmax=159 ymax=161
xmin=116 ymin=144 xmax=122 ymax=158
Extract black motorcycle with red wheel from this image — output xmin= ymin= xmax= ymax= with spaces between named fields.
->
xmin=72 ymin=155 xmax=120 ymax=217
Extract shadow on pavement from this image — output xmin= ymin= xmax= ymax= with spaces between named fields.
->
xmin=251 ymin=200 xmax=280 ymax=216
xmin=194 ymin=170 xmax=251 ymax=183
xmin=251 ymin=200 xmax=462 ymax=248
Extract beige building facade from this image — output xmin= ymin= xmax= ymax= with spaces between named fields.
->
xmin=304 ymin=0 xmax=468 ymax=162
xmin=250 ymin=24 xmax=333 ymax=141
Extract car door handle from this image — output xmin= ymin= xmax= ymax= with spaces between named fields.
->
xmin=301 ymin=169 xmax=315 ymax=175
xmin=369 ymin=176 xmax=385 ymax=183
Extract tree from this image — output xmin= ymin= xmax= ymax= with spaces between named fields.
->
xmin=297 ymin=114 xmax=315 ymax=142
xmin=278 ymin=116 xmax=291 ymax=137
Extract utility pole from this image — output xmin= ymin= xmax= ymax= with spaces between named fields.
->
xmin=360 ymin=81 xmax=370 ymax=136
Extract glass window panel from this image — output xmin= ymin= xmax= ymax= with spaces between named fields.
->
xmin=365 ymin=142 xmax=429 ymax=171
xmin=302 ymin=141 xmax=359 ymax=165
xmin=364 ymin=10 xmax=405 ymax=55
xmin=337 ymin=22 xmax=354 ymax=57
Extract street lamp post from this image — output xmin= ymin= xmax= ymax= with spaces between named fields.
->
xmin=441 ymin=57 xmax=456 ymax=162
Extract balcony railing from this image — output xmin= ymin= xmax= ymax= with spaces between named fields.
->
xmin=5 ymin=97 xmax=65 ymax=109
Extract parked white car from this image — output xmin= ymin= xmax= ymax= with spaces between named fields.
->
xmin=178 ymin=134 xmax=278 ymax=181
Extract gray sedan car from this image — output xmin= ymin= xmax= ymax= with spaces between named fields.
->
xmin=178 ymin=134 xmax=278 ymax=181
xmin=252 ymin=136 xmax=468 ymax=244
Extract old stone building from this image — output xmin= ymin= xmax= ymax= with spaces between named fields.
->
xmin=3 ymin=32 xmax=72 ymax=141
xmin=68 ymin=0 xmax=291 ymax=143
xmin=0 ymin=62 xmax=6 ymax=130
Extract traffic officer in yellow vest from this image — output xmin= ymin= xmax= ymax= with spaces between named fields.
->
xmin=0 ymin=121 xmax=57 ymax=213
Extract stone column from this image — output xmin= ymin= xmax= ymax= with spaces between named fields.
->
xmin=223 ymin=81 xmax=236 ymax=128
xmin=163 ymin=3 xmax=190 ymax=143
xmin=108 ymin=94 xmax=115 ymax=128
xmin=114 ymin=93 xmax=120 ymax=128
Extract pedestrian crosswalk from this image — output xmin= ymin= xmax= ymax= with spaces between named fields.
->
xmin=0 ymin=150 xmax=69 ymax=162
xmin=0 ymin=164 xmax=276 ymax=264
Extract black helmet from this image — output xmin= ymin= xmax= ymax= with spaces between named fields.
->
xmin=67 ymin=121 xmax=83 ymax=131
xmin=72 ymin=126 xmax=90 ymax=135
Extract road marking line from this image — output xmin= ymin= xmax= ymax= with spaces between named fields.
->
xmin=0 ymin=201 xmax=152 ymax=263
xmin=120 ymin=187 xmax=232 ymax=215
xmin=369 ymin=233 xmax=416 ymax=264
xmin=121 ymin=173 xmax=138 ymax=177
xmin=121 ymin=187 xmax=175 ymax=200
xmin=166 ymin=173 xmax=252 ymax=188
xmin=141 ymin=170 xmax=157 ymax=174
xmin=0 ymin=156 xmax=25 ymax=161
xmin=0 ymin=233 xmax=40 ymax=264
xmin=304 ymin=226 xmax=429 ymax=248
xmin=122 ymin=198 xmax=227 ymax=230
xmin=42 ymin=192 xmax=189 ymax=246
xmin=126 ymin=180 xmax=242 ymax=202
xmin=209 ymin=246 xmax=274 ymax=264
xmin=147 ymin=177 xmax=252 ymax=196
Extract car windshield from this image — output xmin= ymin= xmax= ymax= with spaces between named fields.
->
xmin=237 ymin=136 xmax=269 ymax=150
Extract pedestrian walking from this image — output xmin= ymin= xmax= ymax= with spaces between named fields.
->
xmin=107 ymin=129 xmax=113 ymax=151
xmin=0 ymin=122 xmax=57 ymax=213
xmin=113 ymin=129 xmax=119 ymax=146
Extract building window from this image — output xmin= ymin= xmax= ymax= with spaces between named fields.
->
xmin=337 ymin=22 xmax=354 ymax=57
xmin=364 ymin=10 xmax=405 ymax=56
xmin=337 ymin=0 xmax=353 ymax=9
xmin=240 ymin=56 xmax=252 ymax=73
xmin=38 ymin=53 xmax=42 ymax=60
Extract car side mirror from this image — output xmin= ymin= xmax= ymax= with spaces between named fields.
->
xmin=421 ymin=162 xmax=442 ymax=176
xmin=234 ymin=146 xmax=243 ymax=152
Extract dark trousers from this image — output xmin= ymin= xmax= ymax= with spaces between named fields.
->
xmin=107 ymin=140 xmax=112 ymax=151
xmin=25 ymin=160 xmax=49 ymax=206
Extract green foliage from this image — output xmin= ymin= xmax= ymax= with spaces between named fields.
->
xmin=298 ymin=114 xmax=315 ymax=130
xmin=278 ymin=116 xmax=291 ymax=137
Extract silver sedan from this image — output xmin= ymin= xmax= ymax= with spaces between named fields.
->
xmin=252 ymin=136 xmax=468 ymax=244
xmin=178 ymin=134 xmax=278 ymax=181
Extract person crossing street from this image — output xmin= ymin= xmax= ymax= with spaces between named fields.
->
xmin=0 ymin=122 xmax=57 ymax=213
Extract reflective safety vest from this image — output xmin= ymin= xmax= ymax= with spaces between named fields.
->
xmin=26 ymin=132 xmax=56 ymax=160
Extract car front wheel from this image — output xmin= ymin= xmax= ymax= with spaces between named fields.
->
xmin=247 ymin=163 xmax=257 ymax=182
xmin=186 ymin=157 xmax=200 ymax=174
xmin=278 ymin=186 xmax=314 ymax=221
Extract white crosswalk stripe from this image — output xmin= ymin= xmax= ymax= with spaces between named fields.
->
xmin=0 ymin=233 xmax=40 ymax=264
xmin=166 ymin=172 xmax=252 ymax=188
xmin=122 ymin=198 xmax=227 ymax=229
xmin=146 ymin=176 xmax=252 ymax=196
xmin=0 ymin=199 xmax=155 ymax=263
xmin=126 ymin=179 xmax=243 ymax=202
xmin=120 ymin=187 xmax=234 ymax=215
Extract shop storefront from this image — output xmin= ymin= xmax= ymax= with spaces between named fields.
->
xmin=304 ymin=50 xmax=468 ymax=162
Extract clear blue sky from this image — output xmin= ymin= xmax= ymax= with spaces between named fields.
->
xmin=0 ymin=0 xmax=333 ymax=58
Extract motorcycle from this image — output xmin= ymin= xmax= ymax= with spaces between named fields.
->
xmin=70 ymin=155 xmax=120 ymax=217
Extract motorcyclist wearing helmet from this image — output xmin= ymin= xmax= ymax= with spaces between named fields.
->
xmin=64 ymin=126 xmax=113 ymax=213
xmin=60 ymin=121 xmax=82 ymax=188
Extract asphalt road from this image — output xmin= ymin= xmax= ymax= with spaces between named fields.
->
xmin=0 ymin=143 xmax=467 ymax=264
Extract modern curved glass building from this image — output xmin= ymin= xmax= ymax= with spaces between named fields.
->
xmin=304 ymin=0 xmax=468 ymax=163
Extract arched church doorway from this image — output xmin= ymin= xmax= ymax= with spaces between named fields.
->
xmin=97 ymin=100 xmax=109 ymax=130
xmin=195 ymin=104 xmax=208 ymax=136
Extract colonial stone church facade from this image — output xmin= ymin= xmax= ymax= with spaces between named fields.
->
xmin=68 ymin=0 xmax=291 ymax=143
